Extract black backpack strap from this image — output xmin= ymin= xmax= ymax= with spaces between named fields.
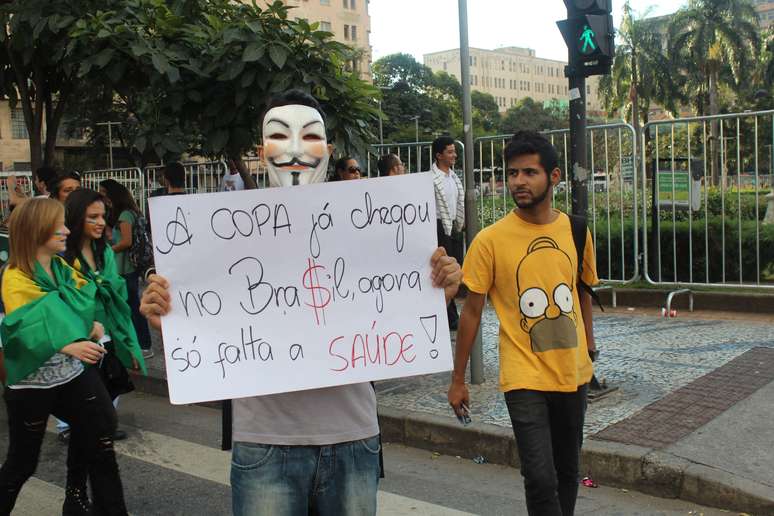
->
xmin=371 ymin=381 xmax=385 ymax=479
xmin=221 ymin=399 xmax=233 ymax=451
xmin=568 ymin=215 xmax=603 ymax=311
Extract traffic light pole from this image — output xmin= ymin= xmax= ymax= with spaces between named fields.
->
xmin=568 ymin=67 xmax=588 ymax=218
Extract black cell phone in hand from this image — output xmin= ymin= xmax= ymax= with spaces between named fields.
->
xmin=456 ymin=403 xmax=471 ymax=426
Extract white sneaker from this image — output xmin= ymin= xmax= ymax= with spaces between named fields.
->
xmin=142 ymin=349 xmax=154 ymax=359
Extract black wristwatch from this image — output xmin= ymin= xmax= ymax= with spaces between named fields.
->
xmin=588 ymin=349 xmax=599 ymax=362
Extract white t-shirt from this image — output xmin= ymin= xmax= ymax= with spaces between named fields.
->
xmin=441 ymin=170 xmax=459 ymax=216
xmin=220 ymin=172 xmax=245 ymax=192
xmin=233 ymin=383 xmax=379 ymax=445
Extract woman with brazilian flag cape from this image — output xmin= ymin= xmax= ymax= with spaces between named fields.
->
xmin=1 ymin=256 xmax=97 ymax=385
xmin=0 ymin=197 xmax=129 ymax=516
xmin=64 ymin=188 xmax=146 ymax=378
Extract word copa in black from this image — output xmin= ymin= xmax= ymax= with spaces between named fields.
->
xmin=211 ymin=203 xmax=292 ymax=240
xmin=350 ymin=192 xmax=430 ymax=252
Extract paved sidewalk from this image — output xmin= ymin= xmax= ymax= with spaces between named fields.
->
xmin=137 ymin=307 xmax=774 ymax=514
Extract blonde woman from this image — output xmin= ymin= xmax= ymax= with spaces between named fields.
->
xmin=0 ymin=198 xmax=127 ymax=516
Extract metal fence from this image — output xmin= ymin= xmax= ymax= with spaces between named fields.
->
xmin=366 ymin=140 xmax=466 ymax=186
xmin=81 ymin=167 xmax=146 ymax=213
xmin=474 ymin=123 xmax=639 ymax=284
xmin=642 ymin=110 xmax=774 ymax=291
xmin=0 ymin=172 xmax=34 ymax=220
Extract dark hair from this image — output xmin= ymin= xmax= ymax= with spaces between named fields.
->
xmin=163 ymin=162 xmax=186 ymax=188
xmin=377 ymin=153 xmax=401 ymax=176
xmin=432 ymin=136 xmax=455 ymax=163
xmin=503 ymin=131 xmax=559 ymax=174
xmin=34 ymin=166 xmax=58 ymax=186
xmin=99 ymin=179 xmax=140 ymax=227
xmin=260 ymin=89 xmax=326 ymax=129
xmin=47 ymin=170 xmax=81 ymax=199
xmin=64 ymin=188 xmax=108 ymax=271
xmin=335 ymin=156 xmax=353 ymax=173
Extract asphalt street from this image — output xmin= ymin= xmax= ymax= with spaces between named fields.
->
xmin=1 ymin=391 xmax=730 ymax=516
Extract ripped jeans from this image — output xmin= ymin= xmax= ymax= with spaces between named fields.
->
xmin=0 ymin=367 xmax=127 ymax=516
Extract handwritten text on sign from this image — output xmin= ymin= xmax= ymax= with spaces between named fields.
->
xmin=149 ymin=173 xmax=452 ymax=404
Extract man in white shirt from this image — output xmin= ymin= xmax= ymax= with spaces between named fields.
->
xmin=431 ymin=136 xmax=465 ymax=329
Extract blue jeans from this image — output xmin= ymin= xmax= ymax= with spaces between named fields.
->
xmin=231 ymin=436 xmax=381 ymax=516
xmin=505 ymin=385 xmax=588 ymax=516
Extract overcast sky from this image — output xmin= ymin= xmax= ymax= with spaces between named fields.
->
xmin=370 ymin=1 xmax=687 ymax=63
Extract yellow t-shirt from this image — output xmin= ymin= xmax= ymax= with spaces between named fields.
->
xmin=463 ymin=210 xmax=598 ymax=393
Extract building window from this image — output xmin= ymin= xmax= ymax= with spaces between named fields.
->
xmin=351 ymin=25 xmax=357 ymax=40
xmin=443 ymin=61 xmax=447 ymax=71
xmin=344 ymin=24 xmax=350 ymax=40
xmin=320 ymin=21 xmax=331 ymax=31
xmin=11 ymin=108 xmax=28 ymax=139
xmin=320 ymin=0 xmax=330 ymax=4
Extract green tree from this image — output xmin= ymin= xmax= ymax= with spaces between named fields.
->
xmin=668 ymin=0 xmax=760 ymax=183
xmin=69 ymin=0 xmax=378 ymax=164
xmin=0 ymin=0 xmax=94 ymax=172
xmin=598 ymin=2 xmax=677 ymax=135
xmin=500 ymin=97 xmax=567 ymax=134
xmin=372 ymin=53 xmax=458 ymax=143
xmin=471 ymin=90 xmax=500 ymax=133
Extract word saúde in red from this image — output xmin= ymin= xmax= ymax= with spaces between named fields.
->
xmin=328 ymin=321 xmax=416 ymax=372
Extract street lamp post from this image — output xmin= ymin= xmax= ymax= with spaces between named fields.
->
xmin=378 ymin=100 xmax=384 ymax=146
xmin=410 ymin=115 xmax=421 ymax=172
xmin=96 ymin=121 xmax=122 ymax=169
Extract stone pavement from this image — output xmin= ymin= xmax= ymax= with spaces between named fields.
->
xmin=137 ymin=305 xmax=774 ymax=514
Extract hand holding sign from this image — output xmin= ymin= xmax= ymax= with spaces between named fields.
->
xmin=148 ymin=173 xmax=453 ymax=404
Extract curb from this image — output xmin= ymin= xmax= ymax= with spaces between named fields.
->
xmin=596 ymin=288 xmax=774 ymax=314
xmin=130 ymin=373 xmax=774 ymax=515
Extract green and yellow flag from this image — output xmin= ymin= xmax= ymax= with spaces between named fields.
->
xmin=74 ymin=246 xmax=146 ymax=375
xmin=1 ymin=257 xmax=96 ymax=386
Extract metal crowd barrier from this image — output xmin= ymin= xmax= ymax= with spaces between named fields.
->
xmin=367 ymin=140 xmax=466 ymax=188
xmin=473 ymin=123 xmax=639 ymax=285
xmin=642 ymin=110 xmax=774 ymax=292
xmin=0 ymin=171 xmax=34 ymax=220
xmin=81 ymin=167 xmax=146 ymax=214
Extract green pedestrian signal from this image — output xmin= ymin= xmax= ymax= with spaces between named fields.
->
xmin=579 ymin=25 xmax=597 ymax=55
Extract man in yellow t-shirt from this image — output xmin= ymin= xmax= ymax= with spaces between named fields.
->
xmin=448 ymin=131 xmax=598 ymax=516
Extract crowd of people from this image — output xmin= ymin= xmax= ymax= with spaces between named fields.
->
xmin=0 ymin=89 xmax=596 ymax=516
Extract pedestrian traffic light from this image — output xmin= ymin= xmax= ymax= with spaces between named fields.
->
xmin=557 ymin=0 xmax=614 ymax=77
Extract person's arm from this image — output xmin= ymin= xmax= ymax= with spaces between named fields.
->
xmin=447 ymin=291 xmax=486 ymax=416
xmin=112 ymin=220 xmax=133 ymax=253
xmin=579 ymin=289 xmax=595 ymax=354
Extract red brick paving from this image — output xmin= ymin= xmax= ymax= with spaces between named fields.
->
xmin=592 ymin=347 xmax=774 ymax=449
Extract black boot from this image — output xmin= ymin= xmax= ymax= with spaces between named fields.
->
xmin=62 ymin=486 xmax=92 ymax=516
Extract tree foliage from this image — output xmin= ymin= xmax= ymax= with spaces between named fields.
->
xmin=597 ymin=2 xmax=678 ymax=131
xmin=500 ymin=97 xmax=567 ymax=135
xmin=70 ymin=0 xmax=378 ymax=163
xmin=0 ymin=0 xmax=93 ymax=171
xmin=668 ymin=0 xmax=760 ymax=116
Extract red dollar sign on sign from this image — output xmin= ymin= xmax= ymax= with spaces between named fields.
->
xmin=303 ymin=258 xmax=332 ymax=326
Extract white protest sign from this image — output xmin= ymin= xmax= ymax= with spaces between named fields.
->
xmin=149 ymin=172 xmax=452 ymax=404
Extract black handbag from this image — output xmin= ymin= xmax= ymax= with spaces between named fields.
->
xmin=98 ymin=344 xmax=134 ymax=400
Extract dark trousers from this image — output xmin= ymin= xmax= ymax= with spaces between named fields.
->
xmin=0 ymin=367 xmax=128 ymax=516
xmin=505 ymin=385 xmax=588 ymax=516
xmin=436 ymin=220 xmax=463 ymax=329
xmin=123 ymin=271 xmax=151 ymax=350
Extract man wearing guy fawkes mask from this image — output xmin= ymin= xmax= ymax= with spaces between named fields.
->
xmin=140 ymin=90 xmax=463 ymax=516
